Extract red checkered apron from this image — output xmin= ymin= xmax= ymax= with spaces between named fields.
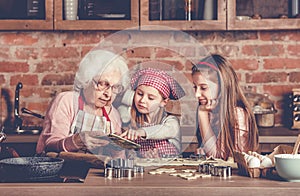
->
xmin=135 ymin=123 xmax=179 ymax=158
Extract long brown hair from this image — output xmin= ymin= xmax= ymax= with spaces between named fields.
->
xmin=192 ymin=54 xmax=259 ymax=159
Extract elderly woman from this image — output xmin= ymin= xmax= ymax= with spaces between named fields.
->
xmin=36 ymin=50 xmax=129 ymax=156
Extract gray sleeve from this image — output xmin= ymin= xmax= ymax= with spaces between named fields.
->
xmin=142 ymin=115 xmax=180 ymax=140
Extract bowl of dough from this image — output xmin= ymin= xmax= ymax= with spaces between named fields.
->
xmin=274 ymin=154 xmax=300 ymax=182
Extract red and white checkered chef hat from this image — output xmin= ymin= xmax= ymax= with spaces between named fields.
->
xmin=131 ymin=68 xmax=185 ymax=100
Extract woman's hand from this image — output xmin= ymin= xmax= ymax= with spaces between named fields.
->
xmin=73 ymin=131 xmax=110 ymax=151
xmin=120 ymin=129 xmax=146 ymax=140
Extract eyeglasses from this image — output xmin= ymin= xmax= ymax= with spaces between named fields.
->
xmin=93 ymin=79 xmax=124 ymax=94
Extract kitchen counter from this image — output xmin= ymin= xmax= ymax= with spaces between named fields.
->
xmin=4 ymin=126 xmax=299 ymax=144
xmin=2 ymin=126 xmax=300 ymax=155
xmin=0 ymin=168 xmax=299 ymax=196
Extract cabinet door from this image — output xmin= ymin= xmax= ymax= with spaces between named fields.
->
xmin=54 ymin=0 xmax=139 ymax=30
xmin=228 ymin=0 xmax=300 ymax=30
xmin=0 ymin=0 xmax=54 ymax=30
xmin=140 ymin=0 xmax=226 ymax=31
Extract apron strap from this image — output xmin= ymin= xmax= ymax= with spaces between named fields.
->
xmin=102 ymin=107 xmax=110 ymax=122
xmin=78 ymin=95 xmax=84 ymax=110
xmin=78 ymin=95 xmax=110 ymax=121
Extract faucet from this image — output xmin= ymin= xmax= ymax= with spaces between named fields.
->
xmin=14 ymin=82 xmax=23 ymax=130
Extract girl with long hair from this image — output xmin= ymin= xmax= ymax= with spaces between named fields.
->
xmin=192 ymin=54 xmax=259 ymax=160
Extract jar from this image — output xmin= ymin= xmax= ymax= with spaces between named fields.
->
xmin=254 ymin=93 xmax=277 ymax=128
xmin=255 ymin=112 xmax=276 ymax=128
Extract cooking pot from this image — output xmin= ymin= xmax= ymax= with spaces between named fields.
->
xmin=0 ymin=157 xmax=64 ymax=181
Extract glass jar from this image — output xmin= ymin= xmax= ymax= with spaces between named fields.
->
xmin=254 ymin=93 xmax=277 ymax=128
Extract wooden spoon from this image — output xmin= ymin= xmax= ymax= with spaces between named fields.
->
xmin=292 ymin=134 xmax=300 ymax=155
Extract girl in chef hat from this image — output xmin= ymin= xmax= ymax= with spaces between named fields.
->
xmin=121 ymin=67 xmax=185 ymax=158
xmin=191 ymin=54 xmax=259 ymax=160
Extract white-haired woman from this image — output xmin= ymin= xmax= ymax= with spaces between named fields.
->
xmin=36 ymin=50 xmax=129 ymax=157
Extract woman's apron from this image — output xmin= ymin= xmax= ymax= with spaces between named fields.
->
xmin=70 ymin=95 xmax=111 ymax=134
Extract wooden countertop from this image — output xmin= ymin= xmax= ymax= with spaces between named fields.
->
xmin=0 ymin=168 xmax=299 ymax=196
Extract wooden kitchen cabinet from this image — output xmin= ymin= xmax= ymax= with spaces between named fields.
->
xmin=0 ymin=0 xmax=54 ymax=30
xmin=140 ymin=0 xmax=227 ymax=30
xmin=227 ymin=0 xmax=300 ymax=30
xmin=53 ymin=0 xmax=139 ymax=30
xmin=0 ymin=0 xmax=299 ymax=31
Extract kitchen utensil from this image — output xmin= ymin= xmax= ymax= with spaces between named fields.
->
xmin=0 ymin=157 xmax=64 ymax=181
xmin=46 ymin=151 xmax=110 ymax=168
xmin=21 ymin=107 xmax=45 ymax=119
xmin=13 ymin=82 xmax=23 ymax=130
xmin=292 ymin=134 xmax=300 ymax=154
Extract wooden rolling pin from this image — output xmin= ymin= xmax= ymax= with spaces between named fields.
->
xmin=46 ymin=152 xmax=111 ymax=168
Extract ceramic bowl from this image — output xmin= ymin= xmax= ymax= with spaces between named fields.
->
xmin=274 ymin=154 xmax=300 ymax=182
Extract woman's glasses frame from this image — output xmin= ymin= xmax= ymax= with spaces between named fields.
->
xmin=93 ymin=79 xmax=124 ymax=94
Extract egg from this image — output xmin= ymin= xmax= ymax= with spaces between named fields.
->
xmin=247 ymin=156 xmax=260 ymax=168
xmin=243 ymin=153 xmax=252 ymax=162
xmin=260 ymin=156 xmax=273 ymax=168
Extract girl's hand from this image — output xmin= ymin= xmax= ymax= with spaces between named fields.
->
xmin=198 ymin=99 xmax=218 ymax=111
xmin=195 ymin=147 xmax=205 ymax=156
xmin=120 ymin=129 xmax=146 ymax=140
xmin=144 ymin=148 xmax=159 ymax=158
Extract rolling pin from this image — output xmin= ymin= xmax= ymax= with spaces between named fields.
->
xmin=47 ymin=152 xmax=111 ymax=168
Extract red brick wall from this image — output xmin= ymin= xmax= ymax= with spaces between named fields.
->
xmin=0 ymin=30 xmax=299 ymax=128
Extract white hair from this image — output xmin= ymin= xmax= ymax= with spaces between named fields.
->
xmin=74 ymin=50 xmax=129 ymax=91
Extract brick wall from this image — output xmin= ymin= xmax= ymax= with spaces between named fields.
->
xmin=0 ymin=30 xmax=299 ymax=129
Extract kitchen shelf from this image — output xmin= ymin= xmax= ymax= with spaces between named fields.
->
xmin=140 ymin=0 xmax=227 ymax=31
xmin=227 ymin=0 xmax=300 ymax=30
xmin=53 ymin=0 xmax=139 ymax=30
xmin=0 ymin=0 xmax=54 ymax=30
xmin=0 ymin=1 xmax=298 ymax=32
